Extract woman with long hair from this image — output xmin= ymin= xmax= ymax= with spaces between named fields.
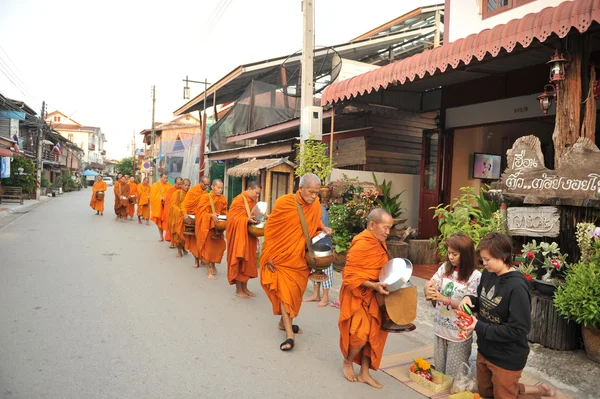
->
xmin=424 ymin=233 xmax=481 ymax=378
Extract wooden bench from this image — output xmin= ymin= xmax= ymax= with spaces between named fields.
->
xmin=0 ymin=186 xmax=24 ymax=205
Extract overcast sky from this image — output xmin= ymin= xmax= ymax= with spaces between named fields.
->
xmin=0 ymin=0 xmax=435 ymax=159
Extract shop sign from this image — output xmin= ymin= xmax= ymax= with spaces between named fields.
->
xmin=507 ymin=206 xmax=559 ymax=237
xmin=500 ymin=135 xmax=600 ymax=202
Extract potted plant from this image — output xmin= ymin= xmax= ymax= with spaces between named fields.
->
xmin=294 ymin=138 xmax=334 ymax=201
xmin=40 ymin=177 xmax=51 ymax=196
xmin=329 ymin=204 xmax=352 ymax=270
xmin=521 ymin=240 xmax=568 ymax=297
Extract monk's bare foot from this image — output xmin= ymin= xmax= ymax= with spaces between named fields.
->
xmin=182 ymin=249 xmax=188 ymax=256
xmin=210 ymin=265 xmax=217 ymax=275
xmin=243 ymin=288 xmax=256 ymax=297
xmin=169 ymin=245 xmax=176 ymax=249
xmin=317 ymin=299 xmax=329 ymax=307
xmin=138 ymin=219 xmax=142 ymax=224
xmin=207 ymin=273 xmax=216 ymax=280
xmin=304 ymin=294 xmax=320 ymax=302
xmin=357 ymin=373 xmax=383 ymax=389
xmin=146 ymin=221 xmax=149 ymax=226
xmin=235 ymin=291 xmax=250 ymax=299
xmin=278 ymin=323 xmax=303 ymax=334
xmin=343 ymin=360 xmax=357 ymax=382
xmin=158 ymin=239 xmax=164 ymax=242
xmin=120 ymin=219 xmax=125 ymax=223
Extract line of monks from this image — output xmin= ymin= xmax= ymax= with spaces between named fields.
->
xmin=90 ymin=171 xmax=399 ymax=389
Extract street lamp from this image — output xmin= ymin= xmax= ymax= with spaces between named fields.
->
xmin=547 ymin=50 xmax=569 ymax=84
xmin=537 ymin=84 xmax=556 ymax=115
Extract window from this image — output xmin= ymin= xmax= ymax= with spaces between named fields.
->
xmin=68 ymin=134 xmax=74 ymax=141
xmin=482 ymin=0 xmax=536 ymax=19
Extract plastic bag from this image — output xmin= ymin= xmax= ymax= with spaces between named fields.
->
xmin=451 ymin=362 xmax=476 ymax=394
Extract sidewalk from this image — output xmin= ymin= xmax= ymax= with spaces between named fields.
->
xmin=306 ymin=269 xmax=595 ymax=398
xmin=0 ymin=195 xmax=51 ymax=229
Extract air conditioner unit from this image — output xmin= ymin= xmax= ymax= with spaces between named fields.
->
xmin=300 ymin=106 xmax=322 ymax=141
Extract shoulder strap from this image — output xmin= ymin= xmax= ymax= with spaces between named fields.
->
xmin=295 ymin=200 xmax=314 ymax=256
xmin=241 ymin=193 xmax=252 ymax=219
xmin=208 ymin=193 xmax=216 ymax=214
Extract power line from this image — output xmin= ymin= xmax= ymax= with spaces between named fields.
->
xmin=205 ymin=0 xmax=234 ymax=37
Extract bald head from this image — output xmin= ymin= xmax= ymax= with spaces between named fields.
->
xmin=174 ymin=176 xmax=183 ymax=188
xmin=299 ymin=173 xmax=321 ymax=188
xmin=367 ymin=208 xmax=393 ymax=243
xmin=367 ymin=208 xmax=392 ymax=224
xmin=201 ymin=176 xmax=210 ymax=185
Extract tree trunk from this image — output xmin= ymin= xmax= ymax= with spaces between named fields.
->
xmin=552 ymin=35 xmax=583 ymax=168
xmin=581 ymin=67 xmax=597 ymax=142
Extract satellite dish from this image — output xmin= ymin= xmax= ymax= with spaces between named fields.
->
xmin=279 ymin=46 xmax=342 ymax=98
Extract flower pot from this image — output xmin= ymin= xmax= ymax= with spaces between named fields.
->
xmin=582 ymin=325 xmax=600 ymax=363
xmin=532 ymin=279 xmax=558 ymax=298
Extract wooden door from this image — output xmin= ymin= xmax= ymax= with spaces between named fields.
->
xmin=418 ymin=129 xmax=442 ymax=239
xmin=269 ymin=172 xmax=289 ymax=212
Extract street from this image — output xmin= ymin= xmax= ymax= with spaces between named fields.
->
xmin=0 ymin=189 xmax=426 ymax=399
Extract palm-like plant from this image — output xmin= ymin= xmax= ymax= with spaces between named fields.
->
xmin=372 ymin=173 xmax=404 ymax=218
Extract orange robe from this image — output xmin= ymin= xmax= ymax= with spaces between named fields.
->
xmin=260 ymin=191 xmax=322 ymax=318
xmin=127 ymin=181 xmax=138 ymax=217
xmin=182 ymin=185 xmax=206 ymax=259
xmin=137 ymin=182 xmax=151 ymax=219
xmin=150 ymin=180 xmax=172 ymax=229
xmin=89 ymin=180 xmax=107 ymax=212
xmin=338 ymin=230 xmax=390 ymax=371
xmin=226 ymin=192 xmax=258 ymax=285
xmin=168 ymin=189 xmax=187 ymax=248
xmin=113 ymin=181 xmax=130 ymax=218
xmin=197 ymin=192 xmax=228 ymax=264
xmin=161 ymin=186 xmax=179 ymax=242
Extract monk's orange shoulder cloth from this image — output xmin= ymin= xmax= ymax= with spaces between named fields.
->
xmin=260 ymin=191 xmax=322 ymax=318
xmin=168 ymin=190 xmax=187 ymax=247
xmin=338 ymin=229 xmax=389 ymax=370
xmin=195 ymin=192 xmax=213 ymax=248
xmin=226 ymin=192 xmax=257 ymax=280
xmin=182 ymin=185 xmax=205 ymax=215
xmin=162 ymin=186 xmax=179 ymax=240
xmin=150 ymin=181 xmax=172 ymax=225
xmin=137 ymin=183 xmax=150 ymax=206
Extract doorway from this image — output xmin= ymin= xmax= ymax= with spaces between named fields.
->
xmin=269 ymin=172 xmax=289 ymax=211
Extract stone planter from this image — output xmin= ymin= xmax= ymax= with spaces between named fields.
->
xmin=40 ymin=187 xmax=47 ymax=196
xmin=582 ymin=325 xmax=600 ymax=363
xmin=319 ymin=186 xmax=332 ymax=204
xmin=528 ymin=291 xmax=581 ymax=350
xmin=387 ymin=240 xmax=409 ymax=259
xmin=532 ymin=279 xmax=558 ymax=298
xmin=408 ymin=239 xmax=437 ymax=265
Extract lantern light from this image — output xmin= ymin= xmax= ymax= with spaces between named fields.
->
xmin=547 ymin=50 xmax=568 ymax=83
xmin=537 ymin=84 xmax=556 ymax=115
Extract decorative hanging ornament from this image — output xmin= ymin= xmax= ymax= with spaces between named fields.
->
xmin=547 ymin=50 xmax=569 ymax=84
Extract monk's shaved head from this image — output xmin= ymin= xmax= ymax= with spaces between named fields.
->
xmin=175 ymin=177 xmax=183 ymax=183
xmin=247 ymin=180 xmax=262 ymax=190
xmin=212 ymin=179 xmax=223 ymax=186
xmin=201 ymin=176 xmax=210 ymax=185
xmin=367 ymin=208 xmax=392 ymax=224
xmin=299 ymin=173 xmax=321 ymax=188
xmin=161 ymin=173 xmax=168 ymax=178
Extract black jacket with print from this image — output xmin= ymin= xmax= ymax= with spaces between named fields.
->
xmin=468 ymin=269 xmax=531 ymax=371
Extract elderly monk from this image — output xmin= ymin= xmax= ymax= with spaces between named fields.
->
xmin=150 ymin=173 xmax=173 ymax=241
xmin=168 ymin=178 xmax=191 ymax=258
xmin=260 ymin=173 xmax=332 ymax=351
xmin=183 ymin=176 xmax=210 ymax=268
xmin=127 ymin=176 xmax=138 ymax=220
xmin=137 ymin=176 xmax=151 ymax=225
xmin=113 ymin=175 xmax=131 ymax=223
xmin=339 ymin=208 xmax=393 ymax=389
xmin=162 ymin=177 xmax=183 ymax=247
xmin=90 ymin=175 xmax=107 ymax=215
xmin=227 ymin=181 xmax=262 ymax=298
xmin=197 ymin=179 xmax=227 ymax=280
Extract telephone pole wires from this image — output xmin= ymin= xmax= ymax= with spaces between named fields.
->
xmin=150 ymin=85 xmax=156 ymax=183
xmin=35 ymin=101 xmax=46 ymax=200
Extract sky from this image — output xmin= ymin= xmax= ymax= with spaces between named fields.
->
xmin=0 ymin=0 xmax=436 ymax=160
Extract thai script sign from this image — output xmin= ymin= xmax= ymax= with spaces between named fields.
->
xmin=507 ymin=206 xmax=560 ymax=237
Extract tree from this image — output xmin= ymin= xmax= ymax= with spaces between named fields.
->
xmin=116 ymin=157 xmax=134 ymax=176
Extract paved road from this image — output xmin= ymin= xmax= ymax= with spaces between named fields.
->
xmin=0 ymin=188 xmax=427 ymax=399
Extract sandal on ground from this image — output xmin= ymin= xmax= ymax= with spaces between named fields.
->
xmin=278 ymin=324 xmax=300 ymax=333
xmin=280 ymin=338 xmax=294 ymax=351
xmin=331 ymin=300 xmax=340 ymax=309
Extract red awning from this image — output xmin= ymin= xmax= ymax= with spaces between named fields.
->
xmin=322 ymin=0 xmax=600 ymax=105
xmin=0 ymin=147 xmax=13 ymax=157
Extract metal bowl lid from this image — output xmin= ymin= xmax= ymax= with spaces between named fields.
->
xmin=379 ymin=258 xmax=413 ymax=286
xmin=217 ymin=215 xmax=227 ymax=220
xmin=252 ymin=202 xmax=268 ymax=216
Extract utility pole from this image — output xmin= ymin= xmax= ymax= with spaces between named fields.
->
xmin=183 ymin=77 xmax=211 ymax=182
xmin=150 ymin=85 xmax=156 ymax=183
xmin=35 ymin=101 xmax=46 ymax=200
xmin=299 ymin=0 xmax=315 ymax=143
xmin=132 ymin=129 xmax=136 ymax=177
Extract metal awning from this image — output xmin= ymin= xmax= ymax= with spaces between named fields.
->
xmin=209 ymin=138 xmax=298 ymax=161
xmin=322 ymin=0 xmax=600 ymax=105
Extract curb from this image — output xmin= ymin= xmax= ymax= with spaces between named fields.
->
xmin=0 ymin=196 xmax=52 ymax=230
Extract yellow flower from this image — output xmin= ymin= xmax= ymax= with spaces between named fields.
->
xmin=417 ymin=359 xmax=430 ymax=371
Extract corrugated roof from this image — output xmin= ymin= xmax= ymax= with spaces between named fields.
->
xmin=322 ymin=0 xmax=600 ymax=105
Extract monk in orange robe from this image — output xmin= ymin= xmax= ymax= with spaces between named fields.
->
xmin=89 ymin=175 xmax=107 ymax=215
xmin=260 ymin=174 xmax=331 ymax=351
xmin=127 ymin=176 xmax=138 ymax=220
xmin=113 ymin=175 xmax=130 ymax=222
xmin=168 ymin=178 xmax=190 ymax=258
xmin=182 ymin=176 xmax=210 ymax=268
xmin=339 ymin=208 xmax=393 ymax=389
xmin=197 ymin=179 xmax=227 ymax=280
xmin=162 ymin=177 xmax=183 ymax=247
xmin=227 ymin=181 xmax=262 ymax=298
xmin=137 ymin=176 xmax=151 ymax=225
xmin=150 ymin=173 xmax=173 ymax=241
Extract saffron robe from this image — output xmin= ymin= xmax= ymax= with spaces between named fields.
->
xmin=150 ymin=180 xmax=172 ymax=229
xmin=226 ymin=191 xmax=258 ymax=285
xmin=137 ymin=182 xmax=151 ymax=219
xmin=197 ymin=191 xmax=228 ymax=264
xmin=90 ymin=180 xmax=107 ymax=212
xmin=113 ymin=181 xmax=130 ymax=218
xmin=161 ymin=186 xmax=179 ymax=242
xmin=127 ymin=181 xmax=138 ymax=217
xmin=260 ymin=191 xmax=322 ymax=318
xmin=168 ymin=189 xmax=187 ymax=248
xmin=338 ymin=230 xmax=390 ymax=371
xmin=182 ymin=185 xmax=206 ymax=259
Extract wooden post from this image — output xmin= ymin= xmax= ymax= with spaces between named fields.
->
xmin=329 ymin=108 xmax=335 ymax=171
xmin=288 ymin=171 xmax=295 ymax=193
xmin=223 ymin=160 xmax=228 ymax=198
xmin=241 ymin=176 xmax=247 ymax=191
xmin=265 ymin=170 xmax=272 ymax=210
xmin=581 ymin=67 xmax=596 ymax=141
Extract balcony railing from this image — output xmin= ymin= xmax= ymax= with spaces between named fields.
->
xmin=42 ymin=148 xmax=59 ymax=163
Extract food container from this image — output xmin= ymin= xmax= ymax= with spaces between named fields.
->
xmin=251 ymin=201 xmax=268 ymax=221
xmin=215 ymin=215 xmax=227 ymax=231
xmin=184 ymin=214 xmax=196 ymax=235
xmin=379 ymin=258 xmax=413 ymax=292
xmin=410 ymin=371 xmax=453 ymax=393
xmin=248 ymin=221 xmax=265 ymax=237
xmin=305 ymin=243 xmax=334 ymax=270
xmin=96 ymin=191 xmax=104 ymax=200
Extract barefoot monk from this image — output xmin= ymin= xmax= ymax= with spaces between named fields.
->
xmin=197 ymin=179 xmax=227 ymax=280
xmin=127 ymin=176 xmax=138 ymax=220
xmin=137 ymin=176 xmax=151 ymax=225
xmin=90 ymin=175 xmax=107 ymax=215
xmin=339 ymin=208 xmax=393 ymax=389
xmin=183 ymin=176 xmax=210 ymax=268
xmin=150 ymin=173 xmax=173 ymax=241
xmin=226 ymin=181 xmax=262 ymax=298
xmin=168 ymin=178 xmax=190 ymax=258
xmin=113 ymin=175 xmax=131 ymax=223
xmin=162 ymin=177 xmax=183 ymax=246
xmin=260 ymin=173 xmax=331 ymax=351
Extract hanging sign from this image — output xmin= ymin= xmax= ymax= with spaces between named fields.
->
xmin=507 ymin=206 xmax=560 ymax=237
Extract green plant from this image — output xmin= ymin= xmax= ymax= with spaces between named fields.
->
xmin=294 ymin=138 xmax=333 ymax=183
xmin=1 ymin=157 xmax=37 ymax=193
xmin=521 ymin=240 xmax=568 ymax=283
xmin=554 ymin=260 xmax=600 ymax=329
xmin=430 ymin=186 xmax=502 ymax=257
xmin=475 ymin=185 xmax=500 ymax=220
xmin=115 ymin=157 xmax=134 ymax=177
xmin=329 ymin=204 xmax=352 ymax=253
xmin=577 ymin=223 xmax=597 ymax=264
xmin=41 ymin=177 xmax=51 ymax=188
xmin=372 ymin=172 xmax=405 ymax=218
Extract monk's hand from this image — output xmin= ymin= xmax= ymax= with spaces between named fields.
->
xmin=321 ymin=226 xmax=333 ymax=236
xmin=249 ymin=216 xmax=259 ymax=224
xmin=211 ymin=214 xmax=218 ymax=223
xmin=374 ymin=282 xmax=390 ymax=296
xmin=266 ymin=261 xmax=277 ymax=273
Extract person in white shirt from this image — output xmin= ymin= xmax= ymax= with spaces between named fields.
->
xmin=424 ymin=233 xmax=481 ymax=379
